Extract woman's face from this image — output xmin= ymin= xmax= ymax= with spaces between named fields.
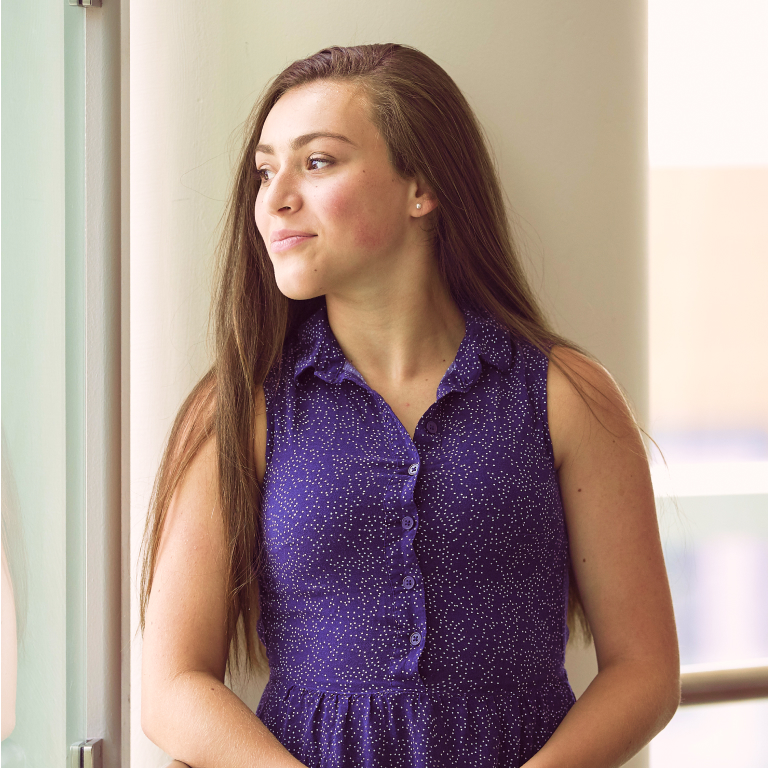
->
xmin=254 ymin=79 xmax=426 ymax=301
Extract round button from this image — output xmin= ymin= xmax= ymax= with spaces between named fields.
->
xmin=426 ymin=420 xmax=438 ymax=434
xmin=401 ymin=516 xmax=414 ymax=530
xmin=409 ymin=631 xmax=422 ymax=646
xmin=407 ymin=463 xmax=419 ymax=476
xmin=403 ymin=575 xmax=415 ymax=590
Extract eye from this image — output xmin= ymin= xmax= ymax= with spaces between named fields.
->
xmin=255 ymin=155 xmax=332 ymax=185
xmin=308 ymin=156 xmax=332 ymax=171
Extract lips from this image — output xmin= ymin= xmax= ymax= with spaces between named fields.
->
xmin=270 ymin=229 xmax=315 ymax=244
xmin=270 ymin=230 xmax=316 ymax=254
xmin=271 ymin=234 xmax=316 ymax=253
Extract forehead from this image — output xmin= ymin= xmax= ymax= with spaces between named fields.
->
xmin=257 ymin=80 xmax=378 ymax=151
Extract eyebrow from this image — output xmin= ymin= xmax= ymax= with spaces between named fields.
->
xmin=254 ymin=131 xmax=357 ymax=156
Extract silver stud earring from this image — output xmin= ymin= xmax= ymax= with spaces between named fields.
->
xmin=416 ymin=203 xmax=422 ymax=210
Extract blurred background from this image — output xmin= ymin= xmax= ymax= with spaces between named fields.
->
xmin=647 ymin=0 xmax=768 ymax=763
xmin=1 ymin=0 xmax=766 ymax=766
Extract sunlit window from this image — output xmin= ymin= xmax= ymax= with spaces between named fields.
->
xmin=647 ymin=0 xmax=768 ymax=764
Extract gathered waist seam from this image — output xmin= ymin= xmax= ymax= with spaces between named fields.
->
xmin=265 ymin=672 xmax=570 ymax=698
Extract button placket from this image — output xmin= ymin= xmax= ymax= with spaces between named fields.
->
xmin=389 ymin=439 xmax=426 ymax=666
xmin=398 ymin=473 xmax=425 ymax=662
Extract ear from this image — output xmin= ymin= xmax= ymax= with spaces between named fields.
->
xmin=410 ymin=175 xmax=438 ymax=217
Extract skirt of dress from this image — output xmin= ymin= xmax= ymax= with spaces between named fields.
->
xmin=256 ymin=674 xmax=576 ymax=768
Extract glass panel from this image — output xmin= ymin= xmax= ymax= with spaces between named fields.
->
xmin=1 ymin=1 xmax=85 ymax=764
xmin=650 ymin=698 xmax=768 ymax=768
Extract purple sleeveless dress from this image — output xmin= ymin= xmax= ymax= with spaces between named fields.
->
xmin=255 ymin=301 xmax=576 ymax=767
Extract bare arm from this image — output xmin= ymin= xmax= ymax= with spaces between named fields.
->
xmin=524 ymin=348 xmax=680 ymax=768
xmin=141 ymin=387 xmax=305 ymax=768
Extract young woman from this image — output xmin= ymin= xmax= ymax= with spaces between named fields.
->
xmin=139 ymin=44 xmax=680 ymax=768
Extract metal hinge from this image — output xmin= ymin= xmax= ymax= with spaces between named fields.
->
xmin=68 ymin=0 xmax=102 ymax=7
xmin=69 ymin=739 xmax=103 ymax=768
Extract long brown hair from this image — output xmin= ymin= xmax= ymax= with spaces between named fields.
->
xmin=139 ymin=42 xmax=599 ymax=675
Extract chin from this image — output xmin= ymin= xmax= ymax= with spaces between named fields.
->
xmin=273 ymin=274 xmax=326 ymax=302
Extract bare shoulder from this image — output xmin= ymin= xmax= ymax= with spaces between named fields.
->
xmin=546 ymin=345 xmax=640 ymax=472
xmin=160 ymin=432 xmax=221 ymax=557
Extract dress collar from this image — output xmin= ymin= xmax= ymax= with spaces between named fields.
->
xmin=292 ymin=301 xmax=513 ymax=391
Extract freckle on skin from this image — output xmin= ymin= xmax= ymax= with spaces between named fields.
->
xmin=582 ymin=558 xmax=586 ymax=563
xmin=577 ymin=488 xmax=582 ymax=492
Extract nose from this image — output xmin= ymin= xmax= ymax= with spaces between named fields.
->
xmin=261 ymin=166 xmax=302 ymax=216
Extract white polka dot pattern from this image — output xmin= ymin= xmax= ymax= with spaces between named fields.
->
xmin=255 ymin=302 xmax=576 ymax=767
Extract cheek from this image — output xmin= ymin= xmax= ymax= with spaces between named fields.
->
xmin=323 ymin=180 xmax=397 ymax=252
xmin=254 ymin=198 xmax=268 ymax=240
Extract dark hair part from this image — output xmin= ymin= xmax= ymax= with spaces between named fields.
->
xmin=139 ymin=43 xmax=604 ymax=674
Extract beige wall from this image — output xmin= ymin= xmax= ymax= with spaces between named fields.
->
xmin=130 ymin=2 xmax=648 ymax=765
xmin=649 ymin=167 xmax=768 ymax=433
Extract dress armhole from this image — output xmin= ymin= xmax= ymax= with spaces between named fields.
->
xmin=261 ymin=370 xmax=277 ymax=477
xmin=517 ymin=338 xmax=557 ymax=470
xmin=540 ymin=346 xmax=558 ymax=469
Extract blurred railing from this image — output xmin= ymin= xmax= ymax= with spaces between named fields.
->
xmin=680 ymin=657 xmax=768 ymax=706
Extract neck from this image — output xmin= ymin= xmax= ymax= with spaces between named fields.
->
xmin=323 ymin=277 xmax=466 ymax=388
